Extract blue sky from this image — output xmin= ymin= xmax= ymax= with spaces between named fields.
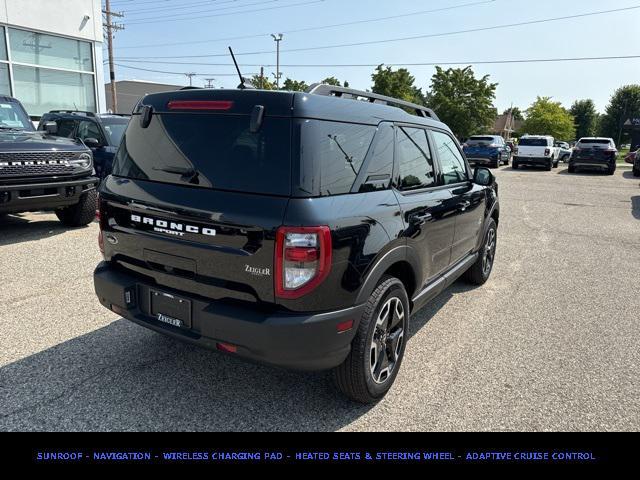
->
xmin=106 ymin=0 xmax=640 ymax=113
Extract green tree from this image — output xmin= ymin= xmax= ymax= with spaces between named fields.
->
xmin=569 ymin=99 xmax=598 ymax=140
xmin=426 ymin=66 xmax=498 ymax=139
xmin=371 ymin=65 xmax=424 ymax=105
xmin=321 ymin=76 xmax=350 ymax=87
xmin=503 ymin=107 xmax=523 ymax=121
xmin=598 ymin=85 xmax=640 ymax=143
xmin=250 ymin=74 xmax=276 ymax=90
xmin=520 ymin=97 xmax=576 ymax=140
xmin=280 ymin=78 xmax=309 ymax=92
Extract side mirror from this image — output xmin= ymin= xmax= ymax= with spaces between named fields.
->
xmin=43 ymin=121 xmax=58 ymax=135
xmin=83 ymin=137 xmax=101 ymax=149
xmin=474 ymin=167 xmax=494 ymax=187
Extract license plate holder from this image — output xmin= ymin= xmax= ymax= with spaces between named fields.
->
xmin=149 ymin=289 xmax=192 ymax=329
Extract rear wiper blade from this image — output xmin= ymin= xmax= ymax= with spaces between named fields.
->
xmin=153 ymin=165 xmax=200 ymax=184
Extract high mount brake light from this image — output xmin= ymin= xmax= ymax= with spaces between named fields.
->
xmin=275 ymin=226 xmax=332 ymax=299
xmin=167 ymin=100 xmax=234 ymax=111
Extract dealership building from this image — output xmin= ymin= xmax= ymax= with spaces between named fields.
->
xmin=0 ymin=0 xmax=105 ymax=118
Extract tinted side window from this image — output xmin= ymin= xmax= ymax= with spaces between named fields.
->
xmin=299 ymin=120 xmax=376 ymax=196
xmin=359 ymin=123 xmax=394 ymax=192
xmin=396 ymin=127 xmax=435 ymax=191
xmin=432 ymin=130 xmax=468 ymax=185
xmin=77 ymin=120 xmax=103 ymax=143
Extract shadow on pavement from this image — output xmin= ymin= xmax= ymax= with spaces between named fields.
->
xmin=0 ymin=282 xmax=473 ymax=432
xmin=622 ymin=170 xmax=639 ymax=180
xmin=0 ymin=213 xmax=92 ymax=247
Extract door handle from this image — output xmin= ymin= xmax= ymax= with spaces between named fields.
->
xmin=410 ymin=213 xmax=433 ymax=225
xmin=458 ymin=201 xmax=471 ymax=212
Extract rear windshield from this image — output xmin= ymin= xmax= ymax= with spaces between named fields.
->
xmin=112 ymin=113 xmax=291 ymax=196
xmin=519 ymin=138 xmax=548 ymax=147
xmin=578 ymin=139 xmax=611 ymax=145
xmin=467 ymin=137 xmax=496 ymax=144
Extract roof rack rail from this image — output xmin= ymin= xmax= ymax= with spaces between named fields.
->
xmin=48 ymin=110 xmax=97 ymax=117
xmin=306 ymin=83 xmax=440 ymax=121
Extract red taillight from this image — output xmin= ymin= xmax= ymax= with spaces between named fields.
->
xmin=544 ymin=148 xmax=551 ymax=156
xmin=167 ymin=100 xmax=234 ymax=111
xmin=217 ymin=342 xmax=238 ymax=354
xmin=275 ymin=226 xmax=332 ymax=299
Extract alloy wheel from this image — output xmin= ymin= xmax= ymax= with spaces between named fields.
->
xmin=370 ymin=297 xmax=405 ymax=384
xmin=482 ymin=228 xmax=497 ymax=276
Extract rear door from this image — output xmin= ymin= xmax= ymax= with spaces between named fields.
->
xmin=101 ymin=90 xmax=294 ymax=304
xmin=392 ymin=125 xmax=457 ymax=285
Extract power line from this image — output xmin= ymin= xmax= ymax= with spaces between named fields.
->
xmin=126 ymin=0 xmax=280 ymax=22
xmin=126 ymin=0 xmax=326 ymax=25
xmin=113 ymin=63 xmax=259 ymax=76
xmin=111 ymin=54 xmax=640 ymax=69
xmin=116 ymin=4 xmax=640 ymax=59
xmin=115 ymin=0 xmax=496 ymax=50
xmin=122 ymin=0 xmax=256 ymax=16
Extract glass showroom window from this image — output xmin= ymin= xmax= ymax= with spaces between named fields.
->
xmin=9 ymin=28 xmax=93 ymax=72
xmin=12 ymin=65 xmax=96 ymax=116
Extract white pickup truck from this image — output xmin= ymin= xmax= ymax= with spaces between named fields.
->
xmin=513 ymin=135 xmax=560 ymax=171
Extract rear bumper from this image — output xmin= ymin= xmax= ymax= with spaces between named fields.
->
xmin=569 ymin=159 xmax=614 ymax=169
xmin=0 ymin=176 xmax=98 ymax=214
xmin=513 ymin=156 xmax=552 ymax=166
xmin=94 ymin=261 xmax=364 ymax=371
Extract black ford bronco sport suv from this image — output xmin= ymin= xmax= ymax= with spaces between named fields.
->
xmin=94 ymin=85 xmax=500 ymax=403
xmin=0 ymin=96 xmax=98 ymax=226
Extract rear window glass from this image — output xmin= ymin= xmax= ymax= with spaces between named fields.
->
xmin=519 ymin=138 xmax=549 ymax=147
xmin=112 ymin=113 xmax=291 ymax=196
xmin=467 ymin=136 xmax=496 ymax=144
xmin=297 ymin=120 xmax=376 ymax=196
xmin=578 ymin=139 xmax=611 ymax=145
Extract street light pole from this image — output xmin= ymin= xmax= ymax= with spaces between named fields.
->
xmin=271 ymin=33 xmax=283 ymax=89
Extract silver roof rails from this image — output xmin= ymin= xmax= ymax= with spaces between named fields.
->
xmin=306 ymin=83 xmax=440 ymax=121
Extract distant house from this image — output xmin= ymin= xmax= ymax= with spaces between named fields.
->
xmin=492 ymin=113 xmax=524 ymax=140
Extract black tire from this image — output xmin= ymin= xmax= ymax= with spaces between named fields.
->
xmin=463 ymin=218 xmax=497 ymax=286
xmin=333 ymin=276 xmax=409 ymax=404
xmin=55 ymin=189 xmax=97 ymax=227
xmin=492 ymin=159 xmax=500 ymax=169
xmin=512 ymin=162 xmax=518 ymax=170
xmin=606 ymin=165 xmax=616 ymax=176
xmin=568 ymin=165 xmax=576 ymax=174
xmin=545 ymin=160 xmax=553 ymax=171
xmin=633 ymin=167 xmax=640 ymax=177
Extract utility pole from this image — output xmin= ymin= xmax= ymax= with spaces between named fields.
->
xmin=103 ymin=0 xmax=124 ymax=113
xmin=185 ymin=73 xmax=196 ymax=87
xmin=260 ymin=67 xmax=264 ymax=89
xmin=271 ymin=33 xmax=283 ymax=89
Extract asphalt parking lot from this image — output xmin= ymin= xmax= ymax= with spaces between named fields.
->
xmin=1 ymin=166 xmax=638 ymax=432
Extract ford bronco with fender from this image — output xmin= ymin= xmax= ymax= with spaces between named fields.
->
xmin=93 ymin=85 xmax=500 ymax=403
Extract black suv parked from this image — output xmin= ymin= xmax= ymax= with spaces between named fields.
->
xmin=38 ymin=111 xmax=130 ymax=181
xmin=93 ymin=85 xmax=500 ymax=403
xmin=569 ymin=137 xmax=618 ymax=175
xmin=0 ymin=96 xmax=98 ymax=226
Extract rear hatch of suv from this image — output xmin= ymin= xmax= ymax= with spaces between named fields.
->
xmin=99 ymin=89 xmax=294 ymax=305
xmin=574 ymin=139 xmax=616 ymax=163
xmin=517 ymin=137 xmax=549 ymax=158
xmin=463 ymin=136 xmax=500 ymax=158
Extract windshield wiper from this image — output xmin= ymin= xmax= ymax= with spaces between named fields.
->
xmin=0 ymin=125 xmax=26 ymax=132
xmin=153 ymin=165 xmax=200 ymax=185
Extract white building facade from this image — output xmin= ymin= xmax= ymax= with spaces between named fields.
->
xmin=0 ymin=0 xmax=106 ymax=118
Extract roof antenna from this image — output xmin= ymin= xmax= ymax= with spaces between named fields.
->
xmin=229 ymin=46 xmax=252 ymax=90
